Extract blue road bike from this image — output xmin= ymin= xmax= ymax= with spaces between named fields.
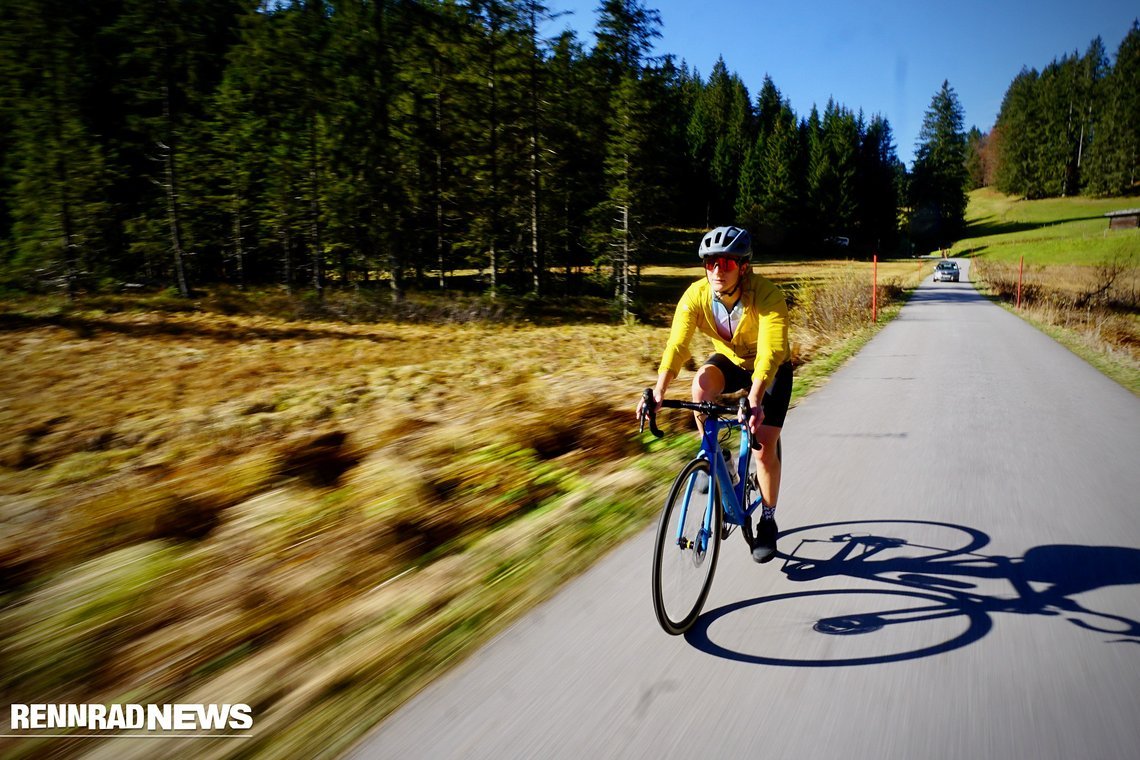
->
xmin=639 ymin=389 xmax=773 ymax=635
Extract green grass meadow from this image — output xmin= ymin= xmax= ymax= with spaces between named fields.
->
xmin=955 ymin=188 xmax=1140 ymax=265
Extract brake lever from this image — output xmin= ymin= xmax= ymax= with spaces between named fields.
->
xmin=639 ymin=387 xmax=664 ymax=438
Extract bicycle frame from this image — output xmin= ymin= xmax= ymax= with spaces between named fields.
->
xmin=639 ymin=389 xmax=766 ymax=554
xmin=643 ymin=389 xmax=770 ymax=635
xmin=680 ymin=415 xmax=764 ymax=554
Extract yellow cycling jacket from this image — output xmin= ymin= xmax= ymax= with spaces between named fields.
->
xmin=658 ymin=271 xmax=790 ymax=389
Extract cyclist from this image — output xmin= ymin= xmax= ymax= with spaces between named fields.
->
xmin=636 ymin=225 xmax=792 ymax=563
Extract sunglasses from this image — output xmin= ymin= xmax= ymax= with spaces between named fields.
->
xmin=704 ymin=256 xmax=742 ymax=272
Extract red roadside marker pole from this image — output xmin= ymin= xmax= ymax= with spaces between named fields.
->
xmin=1017 ymin=255 xmax=1024 ymax=309
xmin=872 ymin=254 xmax=878 ymax=322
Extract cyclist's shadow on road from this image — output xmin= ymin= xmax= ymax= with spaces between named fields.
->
xmin=685 ymin=519 xmax=1140 ymax=667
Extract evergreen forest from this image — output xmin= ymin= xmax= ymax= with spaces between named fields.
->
xmin=0 ymin=0 xmax=911 ymax=306
xmin=1 ymin=2 xmax=1135 ymax=307
xmin=969 ymin=20 xmax=1140 ymax=200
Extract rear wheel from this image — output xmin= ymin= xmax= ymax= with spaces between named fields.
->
xmin=652 ymin=458 xmax=722 ymax=635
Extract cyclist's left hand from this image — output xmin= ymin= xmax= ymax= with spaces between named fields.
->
xmin=742 ymin=402 xmax=764 ymax=437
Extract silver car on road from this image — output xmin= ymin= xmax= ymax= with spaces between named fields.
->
xmin=934 ymin=260 xmax=960 ymax=282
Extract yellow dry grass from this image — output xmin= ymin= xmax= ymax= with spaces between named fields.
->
xmin=0 ymin=259 xmax=923 ymax=758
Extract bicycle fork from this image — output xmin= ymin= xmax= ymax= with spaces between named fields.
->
xmin=674 ymin=467 xmax=717 ymax=556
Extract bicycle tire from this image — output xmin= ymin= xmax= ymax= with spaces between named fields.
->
xmin=652 ymin=457 xmax=722 ymax=635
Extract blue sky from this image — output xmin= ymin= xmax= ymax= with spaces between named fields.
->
xmin=543 ymin=0 xmax=1138 ymax=168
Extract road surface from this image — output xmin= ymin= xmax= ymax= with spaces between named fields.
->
xmin=350 ymin=261 xmax=1140 ymax=760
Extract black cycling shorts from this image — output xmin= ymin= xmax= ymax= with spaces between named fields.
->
xmin=702 ymin=354 xmax=794 ymax=430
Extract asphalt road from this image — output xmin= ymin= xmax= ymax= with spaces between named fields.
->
xmin=349 ymin=261 xmax=1140 ymax=760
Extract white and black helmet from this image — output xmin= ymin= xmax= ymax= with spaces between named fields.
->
xmin=698 ymin=226 xmax=752 ymax=260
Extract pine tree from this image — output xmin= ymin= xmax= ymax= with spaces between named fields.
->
xmin=754 ymin=103 xmax=801 ymax=248
xmin=1084 ymin=22 xmax=1140 ymax=195
xmin=460 ymin=0 xmax=526 ymax=296
xmin=735 ymin=74 xmax=780 ymax=227
xmin=860 ymin=115 xmax=902 ymax=251
xmin=1036 ymin=55 xmax=1079 ymax=197
xmin=319 ymin=0 xmax=417 ymax=296
xmin=591 ymin=0 xmax=662 ymax=318
xmin=910 ymin=80 xmax=968 ymax=249
xmin=592 ymin=0 xmax=661 ymax=82
xmin=1075 ymin=37 xmax=1110 ymax=189
xmin=735 ymin=133 xmax=765 ymax=227
xmin=541 ymin=30 xmax=597 ymax=287
xmin=0 ymin=0 xmax=115 ymax=295
xmin=518 ymin=0 xmax=556 ymax=295
xmin=828 ymin=103 xmax=861 ymax=236
xmin=965 ymin=127 xmax=987 ymax=190
xmin=688 ymin=59 xmax=753 ymax=225
xmin=804 ymin=104 xmax=830 ymax=239
xmin=208 ymin=6 xmax=274 ymax=289
xmin=648 ymin=55 xmax=699 ymax=225
xmin=994 ymin=68 xmax=1044 ymax=198
xmin=108 ymin=0 xmax=245 ymax=296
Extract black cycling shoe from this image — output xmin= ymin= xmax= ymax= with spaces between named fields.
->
xmin=751 ymin=516 xmax=778 ymax=563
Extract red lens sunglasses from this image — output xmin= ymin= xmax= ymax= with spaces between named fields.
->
xmin=704 ymin=256 xmax=741 ymax=272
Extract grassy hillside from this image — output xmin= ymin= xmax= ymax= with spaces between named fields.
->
xmin=955 ymin=187 xmax=1139 ymax=265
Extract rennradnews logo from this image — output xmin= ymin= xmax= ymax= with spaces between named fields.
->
xmin=7 ymin=703 xmax=253 ymax=735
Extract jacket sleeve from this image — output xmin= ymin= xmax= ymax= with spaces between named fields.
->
xmin=752 ymin=285 xmax=789 ymax=388
xmin=658 ymin=283 xmax=701 ymax=376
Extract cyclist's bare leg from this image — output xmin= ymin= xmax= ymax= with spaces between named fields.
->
xmin=753 ymin=424 xmax=782 ymax=509
xmin=690 ymin=364 xmax=726 ymax=432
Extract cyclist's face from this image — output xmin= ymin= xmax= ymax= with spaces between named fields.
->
xmin=704 ymin=256 xmax=744 ymax=292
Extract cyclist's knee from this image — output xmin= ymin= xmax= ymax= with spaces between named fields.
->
xmin=691 ymin=365 xmax=725 ymax=400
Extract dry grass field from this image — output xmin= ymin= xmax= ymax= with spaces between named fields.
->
xmin=0 ymin=258 xmax=923 ymax=759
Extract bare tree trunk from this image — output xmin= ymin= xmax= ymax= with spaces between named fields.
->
xmin=55 ymin=156 xmax=79 ymax=301
xmin=158 ymin=75 xmax=191 ymax=299
xmin=528 ymin=3 xmax=542 ymax=296
xmin=435 ymin=86 xmax=446 ymax=289
xmin=564 ymin=191 xmax=572 ymax=287
xmin=232 ymin=199 xmax=245 ymax=290
xmin=283 ymin=227 xmax=294 ymax=295
xmin=308 ymin=118 xmax=323 ymax=300
xmin=622 ymin=202 xmax=631 ymax=320
xmin=486 ymin=14 xmax=500 ymax=298
xmin=48 ymin=55 xmax=80 ymax=301
xmin=386 ymin=200 xmax=402 ymax=304
xmin=163 ymin=141 xmax=190 ymax=298
xmin=530 ymin=137 xmax=540 ymax=295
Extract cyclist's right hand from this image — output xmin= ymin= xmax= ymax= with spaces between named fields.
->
xmin=636 ymin=387 xmax=663 ymax=421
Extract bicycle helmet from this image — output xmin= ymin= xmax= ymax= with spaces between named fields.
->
xmin=698 ymin=226 xmax=752 ymax=260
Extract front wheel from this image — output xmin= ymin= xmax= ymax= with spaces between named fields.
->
xmin=652 ymin=457 xmax=722 ymax=635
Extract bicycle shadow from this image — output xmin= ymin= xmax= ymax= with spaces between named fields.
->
xmin=685 ymin=519 xmax=1140 ymax=666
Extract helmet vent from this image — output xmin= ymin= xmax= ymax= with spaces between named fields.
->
xmin=697 ymin=225 xmax=752 ymax=261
